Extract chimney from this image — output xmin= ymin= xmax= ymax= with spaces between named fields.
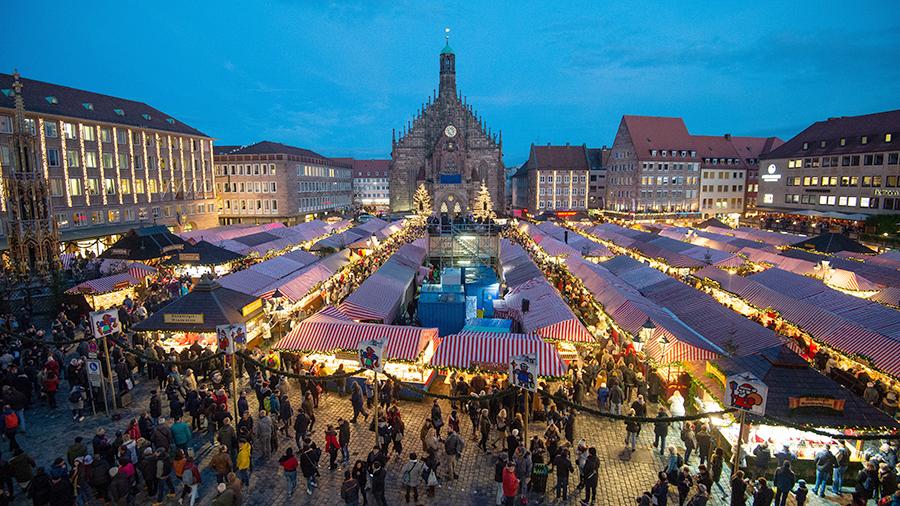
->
xmin=565 ymin=142 xmax=570 ymax=146
xmin=724 ymin=133 xmax=732 ymax=140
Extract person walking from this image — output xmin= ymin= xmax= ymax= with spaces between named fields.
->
xmin=278 ymin=448 xmax=299 ymax=498
xmin=179 ymin=455 xmax=201 ymax=506
xmin=400 ymin=452 xmax=426 ymax=504
xmin=832 ymin=443 xmax=850 ymax=495
xmin=752 ymin=478 xmax=775 ymax=506
xmin=370 ymin=460 xmax=387 ymax=506
xmin=254 ymin=410 xmax=274 ymax=461
xmin=152 ymin=447 xmax=176 ymax=505
xmin=502 ymin=460 xmax=520 ymax=506
xmin=581 ymin=447 xmax=599 ymax=505
xmin=236 ymin=439 xmax=252 ymax=487
xmin=443 ymin=427 xmax=464 ymax=480
xmin=774 ymin=461 xmax=797 ymax=506
xmin=652 ymin=472 xmax=670 ymax=506
xmin=624 ymin=409 xmax=641 ymax=452
xmin=654 ymin=409 xmax=669 ymax=456
xmin=300 ymin=441 xmax=322 ymax=495
xmin=350 ymin=383 xmax=368 ymax=423
xmin=326 ymin=424 xmax=342 ymax=471
xmin=339 ymin=418 xmax=352 ymax=467
xmin=676 ymin=466 xmax=694 ymax=506
xmin=731 ymin=471 xmax=749 ymax=506
xmin=710 ymin=447 xmax=727 ymax=497
xmin=681 ymin=422 xmax=696 ymax=464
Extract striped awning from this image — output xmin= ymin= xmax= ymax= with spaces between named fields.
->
xmin=275 ymin=316 xmax=437 ymax=362
xmin=66 ymin=272 xmax=142 ymax=295
xmin=339 ymin=300 xmax=390 ymax=322
xmin=128 ymin=262 xmax=157 ymax=279
xmin=431 ymin=332 xmax=567 ymax=377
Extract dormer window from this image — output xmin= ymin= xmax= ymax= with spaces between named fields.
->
xmin=114 ymin=108 xmax=124 ymax=116
xmin=861 ymin=136 xmax=868 ymax=145
xmin=690 ymin=150 xmax=696 ymax=157
xmin=0 ymin=89 xmax=11 ymax=97
xmin=82 ymin=102 xmax=94 ymax=111
xmin=886 ymin=133 xmax=893 ymax=143
xmin=142 ymin=113 xmax=151 ymax=120
xmin=820 ymin=140 xmax=826 ymax=148
xmin=802 ymin=142 xmax=809 ymax=150
xmin=661 ymin=150 xmax=668 ymax=157
xmin=165 ymin=118 xmax=175 ymax=124
xmin=840 ymin=138 xmax=846 ymax=146
xmin=651 ymin=150 xmax=657 ymax=156
xmin=45 ymin=96 xmax=58 ymax=104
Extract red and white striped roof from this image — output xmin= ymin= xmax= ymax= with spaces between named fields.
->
xmin=275 ymin=312 xmax=437 ymax=362
xmin=499 ymin=278 xmax=595 ymax=343
xmin=65 ymin=272 xmax=143 ymax=295
xmin=431 ymin=332 xmax=567 ymax=377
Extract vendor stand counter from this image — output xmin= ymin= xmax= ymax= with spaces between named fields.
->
xmin=300 ymin=350 xmax=436 ymax=401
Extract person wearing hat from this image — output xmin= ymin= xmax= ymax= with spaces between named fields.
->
xmin=793 ymin=479 xmax=809 ymax=506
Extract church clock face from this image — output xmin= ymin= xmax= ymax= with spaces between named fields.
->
xmin=444 ymin=125 xmax=457 ymax=138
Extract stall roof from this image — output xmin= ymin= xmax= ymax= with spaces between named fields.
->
xmin=340 ymin=243 xmax=421 ymax=323
xmin=779 ymin=249 xmax=900 ymax=288
xmin=179 ymin=222 xmax=284 ymax=244
xmin=66 ymin=272 xmax=143 ymax=296
xmin=133 ymin=279 xmax=263 ymax=333
xmin=162 ymin=240 xmax=246 ymax=266
xmin=697 ymin=346 xmax=898 ymax=429
xmin=100 ymin=226 xmax=186 ymax=260
xmin=792 ymin=233 xmax=875 ymax=254
xmin=431 ymin=332 xmax=567 ymax=377
xmin=495 ymin=277 xmax=594 ymax=343
xmin=275 ymin=306 xmax=436 ymax=361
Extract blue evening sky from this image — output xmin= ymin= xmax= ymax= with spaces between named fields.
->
xmin=4 ymin=1 xmax=899 ymax=166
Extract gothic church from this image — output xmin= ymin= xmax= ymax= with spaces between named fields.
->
xmin=389 ymin=34 xmax=505 ymax=215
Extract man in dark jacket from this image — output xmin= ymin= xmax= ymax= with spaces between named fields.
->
xmin=582 ymin=447 xmax=599 ymax=504
xmin=653 ymin=411 xmax=669 ymax=456
xmin=370 ymin=460 xmax=387 ymax=506
xmin=553 ymin=448 xmax=574 ymax=501
xmin=773 ymin=461 xmax=796 ymax=506
xmin=812 ymin=445 xmax=836 ymax=496
xmin=752 ymin=478 xmax=775 ymax=506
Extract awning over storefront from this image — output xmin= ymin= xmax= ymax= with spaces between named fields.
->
xmin=494 ymin=277 xmax=594 ymax=343
xmin=275 ymin=306 xmax=436 ymax=362
xmin=66 ymin=272 xmax=143 ymax=295
xmin=431 ymin=332 xmax=567 ymax=377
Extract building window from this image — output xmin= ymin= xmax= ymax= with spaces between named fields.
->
xmin=861 ymin=136 xmax=868 ymax=145
xmin=47 ymin=148 xmax=60 ymax=167
xmin=104 ymin=178 xmax=116 ymax=194
xmin=44 ymin=122 xmax=58 ymax=138
xmin=72 ymin=212 xmax=88 ymax=227
xmin=86 ymin=178 xmax=100 ymax=195
xmin=83 ymin=126 xmax=96 ymax=142
xmin=120 ymin=179 xmax=131 ymax=194
xmin=134 ymin=179 xmax=144 ymax=194
xmin=63 ymin=123 xmax=77 ymax=139
xmin=66 ymin=150 xmax=79 ymax=167
xmin=49 ymin=178 xmax=65 ymax=197
xmin=108 ymin=209 xmax=121 ymax=222
xmin=100 ymin=128 xmax=112 ymax=143
xmin=85 ymin=151 xmax=98 ymax=168
xmin=55 ymin=213 xmax=69 ymax=228
xmin=68 ymin=178 xmax=83 ymax=196
xmin=762 ymin=193 xmax=774 ymax=204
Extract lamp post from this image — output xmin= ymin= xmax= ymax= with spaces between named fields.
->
xmin=634 ymin=318 xmax=655 ymax=378
xmin=657 ymin=334 xmax=672 ymax=383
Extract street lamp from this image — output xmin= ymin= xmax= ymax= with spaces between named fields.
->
xmin=657 ymin=334 xmax=672 ymax=382
xmin=637 ymin=318 xmax=656 ymax=352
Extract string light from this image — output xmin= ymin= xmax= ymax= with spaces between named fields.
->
xmin=78 ymin=123 xmax=90 ymax=207
xmin=112 ymin=126 xmax=123 ymax=205
xmin=97 ymin=125 xmax=106 ymax=205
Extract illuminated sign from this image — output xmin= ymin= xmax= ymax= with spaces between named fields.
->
xmin=761 ymin=164 xmax=782 ymax=183
xmin=178 ymin=253 xmax=201 ymax=262
xmin=241 ymin=299 xmax=263 ymax=317
xmin=875 ymin=189 xmax=900 ymax=197
xmin=788 ymin=396 xmax=845 ymax=412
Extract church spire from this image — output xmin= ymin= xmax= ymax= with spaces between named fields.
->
xmin=438 ymin=27 xmax=456 ymax=100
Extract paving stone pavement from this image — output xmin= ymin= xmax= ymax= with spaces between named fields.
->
xmin=11 ymin=373 xmax=846 ymax=506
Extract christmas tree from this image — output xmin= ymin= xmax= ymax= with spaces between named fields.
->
xmin=472 ymin=181 xmax=496 ymax=221
xmin=412 ymin=183 xmax=432 ymax=225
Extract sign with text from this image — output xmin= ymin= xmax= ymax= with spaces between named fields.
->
xmin=357 ymin=337 xmax=388 ymax=373
xmin=725 ymin=372 xmax=768 ymax=416
xmin=215 ymin=323 xmax=246 ymax=355
xmin=509 ymin=353 xmax=538 ymax=392
xmin=163 ymin=313 xmax=204 ymax=324
xmin=90 ymin=309 xmax=121 ymax=338
xmin=788 ymin=396 xmax=845 ymax=412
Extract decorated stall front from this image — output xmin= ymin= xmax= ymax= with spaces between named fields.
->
xmin=274 ymin=306 xmax=438 ymax=398
xmin=430 ymin=331 xmax=567 ymax=379
xmin=100 ymin=225 xmax=186 ymax=262
xmin=689 ymin=345 xmax=898 ymax=482
xmin=66 ymin=272 xmax=145 ymax=310
xmin=132 ymin=278 xmax=267 ymax=353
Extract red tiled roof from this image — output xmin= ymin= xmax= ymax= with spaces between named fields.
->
xmin=622 ymin=115 xmax=694 ymax=158
xmin=763 ymin=109 xmax=900 ymax=159
xmin=692 ymin=135 xmax=743 ymax=160
xmin=529 ymin=145 xmax=589 ymax=170
xmin=334 ymin=158 xmax=391 ymax=178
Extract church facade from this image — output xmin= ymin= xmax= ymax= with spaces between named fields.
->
xmin=389 ymin=37 xmax=505 ymax=215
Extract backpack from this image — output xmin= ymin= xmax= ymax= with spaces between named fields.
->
xmin=420 ymin=463 xmax=431 ymax=483
xmin=263 ymin=396 xmax=271 ymax=413
xmin=4 ymin=412 xmax=18 ymax=430
xmin=161 ymin=456 xmax=172 ymax=476
xmin=69 ymin=389 xmax=82 ymax=403
xmin=190 ymin=465 xmax=201 ymax=485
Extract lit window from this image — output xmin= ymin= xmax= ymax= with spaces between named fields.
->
xmin=82 ymin=103 xmax=93 ymax=111
xmin=762 ymin=193 xmax=774 ymax=204
xmin=861 ymin=136 xmax=868 ymax=144
xmin=887 ymin=133 xmax=893 ymax=143
xmin=45 ymin=96 xmax=58 ymax=104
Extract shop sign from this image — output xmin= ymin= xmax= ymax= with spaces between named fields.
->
xmin=163 ymin=313 xmax=204 ymax=324
xmin=161 ymin=244 xmax=184 ymax=254
xmin=761 ymin=164 xmax=782 ymax=183
xmin=113 ymin=280 xmax=132 ymax=290
xmin=788 ymin=396 xmax=845 ymax=412
xmin=109 ymin=248 xmax=128 ymax=256
xmin=215 ymin=323 xmax=246 ymax=355
xmin=471 ymin=361 xmax=506 ymax=373
xmin=90 ymin=309 xmax=121 ymax=338
xmin=179 ymin=252 xmax=201 ymax=262
xmin=706 ymin=361 xmax=726 ymax=387
xmin=509 ymin=353 xmax=538 ymax=391
xmin=86 ymin=359 xmax=102 ymax=387
xmin=875 ymin=189 xmax=900 ymax=197
xmin=241 ymin=299 xmax=263 ymax=317
xmin=725 ymin=372 xmax=768 ymax=416
xmin=358 ymin=337 xmax=388 ymax=373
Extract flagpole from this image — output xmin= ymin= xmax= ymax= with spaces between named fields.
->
xmin=103 ymin=333 xmax=117 ymax=411
xmin=523 ymin=389 xmax=529 ymax=443
xmin=231 ymin=353 xmax=239 ymax=417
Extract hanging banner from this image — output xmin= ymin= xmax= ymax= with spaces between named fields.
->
xmin=725 ymin=372 xmax=768 ymax=416
xmin=358 ymin=337 xmax=388 ymax=373
xmin=509 ymin=353 xmax=538 ymax=392
xmin=215 ymin=323 xmax=246 ymax=355
xmin=90 ymin=309 xmax=121 ymax=339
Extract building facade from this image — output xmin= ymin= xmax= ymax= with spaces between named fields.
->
xmin=758 ymin=109 xmax=900 ymax=218
xmin=389 ymin=36 xmax=505 ymax=215
xmin=512 ymin=144 xmax=590 ymax=213
xmin=214 ymin=141 xmax=352 ymax=225
xmin=0 ymin=73 xmax=217 ymax=256
xmin=334 ymin=158 xmax=390 ymax=209
xmin=587 ymin=146 xmax=609 ymax=209
xmin=605 ymin=116 xmax=702 ymax=218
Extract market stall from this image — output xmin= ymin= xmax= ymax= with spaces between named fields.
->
xmin=274 ymin=305 xmax=438 ymax=398
xmin=688 ymin=345 xmax=898 ymax=481
xmin=100 ymin=225 xmax=186 ymax=262
xmin=339 ymin=242 xmax=427 ymax=323
xmin=66 ymin=272 xmax=145 ymax=310
xmin=162 ymin=240 xmax=247 ymax=278
xmin=132 ymin=278 xmax=267 ymax=352
xmin=430 ymin=331 xmax=567 ymax=379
